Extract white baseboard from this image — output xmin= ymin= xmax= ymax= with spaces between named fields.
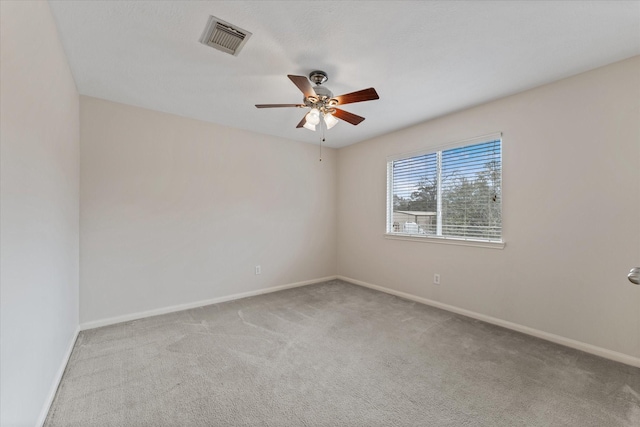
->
xmin=78 ymin=273 xmax=640 ymax=366
xmin=337 ymin=275 xmax=640 ymax=368
xmin=80 ymin=276 xmax=338 ymax=331
xmin=37 ymin=325 xmax=80 ymax=427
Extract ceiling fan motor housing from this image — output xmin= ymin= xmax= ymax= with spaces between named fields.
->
xmin=304 ymin=72 xmax=336 ymax=114
xmin=312 ymin=85 xmax=333 ymax=99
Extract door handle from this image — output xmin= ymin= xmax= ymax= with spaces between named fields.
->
xmin=629 ymin=267 xmax=640 ymax=285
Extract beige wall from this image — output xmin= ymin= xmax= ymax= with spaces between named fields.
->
xmin=337 ymin=57 xmax=640 ymax=359
xmin=0 ymin=1 xmax=80 ymax=425
xmin=80 ymin=96 xmax=337 ymax=324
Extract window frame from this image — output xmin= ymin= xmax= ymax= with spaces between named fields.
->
xmin=385 ymin=132 xmax=505 ymax=249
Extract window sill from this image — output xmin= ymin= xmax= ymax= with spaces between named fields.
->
xmin=384 ymin=233 xmax=505 ymax=249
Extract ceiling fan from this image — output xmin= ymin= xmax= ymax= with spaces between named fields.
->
xmin=255 ymin=71 xmax=379 ymax=131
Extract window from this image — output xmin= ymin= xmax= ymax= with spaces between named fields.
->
xmin=387 ymin=133 xmax=502 ymax=243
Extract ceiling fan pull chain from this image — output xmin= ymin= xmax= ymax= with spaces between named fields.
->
xmin=320 ymin=122 xmax=325 ymax=162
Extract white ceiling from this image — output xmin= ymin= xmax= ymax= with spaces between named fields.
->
xmin=49 ymin=1 xmax=640 ymax=148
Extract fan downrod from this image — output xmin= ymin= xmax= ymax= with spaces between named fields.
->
xmin=309 ymin=70 xmax=328 ymax=86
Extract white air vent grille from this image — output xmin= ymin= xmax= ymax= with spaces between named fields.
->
xmin=199 ymin=16 xmax=252 ymax=56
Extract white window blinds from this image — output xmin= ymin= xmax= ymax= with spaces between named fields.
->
xmin=387 ymin=134 xmax=502 ymax=242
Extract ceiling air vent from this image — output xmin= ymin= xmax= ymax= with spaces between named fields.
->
xmin=199 ymin=16 xmax=252 ymax=56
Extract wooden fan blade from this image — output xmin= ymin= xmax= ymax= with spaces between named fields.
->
xmin=333 ymin=108 xmax=365 ymax=125
xmin=255 ymin=104 xmax=304 ymax=108
xmin=288 ymin=75 xmax=316 ymax=98
xmin=334 ymin=88 xmax=379 ymax=105
xmin=296 ymin=116 xmax=307 ymax=128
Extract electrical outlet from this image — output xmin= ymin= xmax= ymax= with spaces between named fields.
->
xmin=255 ymin=265 xmax=261 ymax=275
xmin=433 ymin=273 xmax=440 ymax=285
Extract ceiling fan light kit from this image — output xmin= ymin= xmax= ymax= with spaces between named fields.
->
xmin=255 ymin=70 xmax=379 ymax=132
xmin=324 ymin=112 xmax=339 ymax=129
xmin=305 ymin=108 xmax=321 ymax=125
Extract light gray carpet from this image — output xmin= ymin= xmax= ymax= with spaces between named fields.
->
xmin=45 ymin=280 xmax=640 ymax=426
